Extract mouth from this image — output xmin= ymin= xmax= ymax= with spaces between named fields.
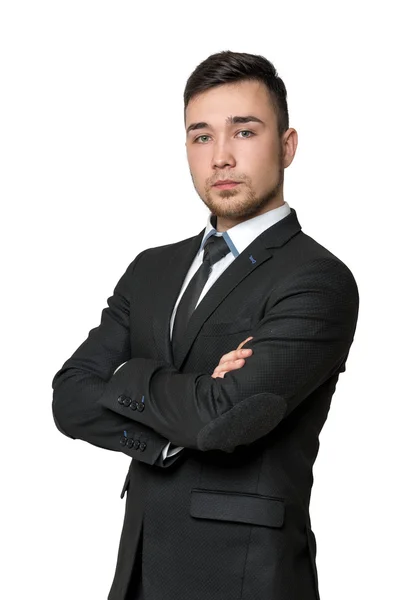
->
xmin=213 ymin=181 xmax=241 ymax=189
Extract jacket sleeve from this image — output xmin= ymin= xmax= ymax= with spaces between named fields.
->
xmin=51 ymin=249 xmax=184 ymax=468
xmin=98 ymin=257 xmax=359 ymax=452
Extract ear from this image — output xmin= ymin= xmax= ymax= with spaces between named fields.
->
xmin=283 ymin=128 xmax=298 ymax=168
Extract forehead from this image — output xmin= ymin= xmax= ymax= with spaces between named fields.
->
xmin=185 ymin=80 xmax=274 ymax=123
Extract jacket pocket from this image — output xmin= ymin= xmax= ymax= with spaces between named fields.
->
xmin=190 ymin=488 xmax=285 ymax=528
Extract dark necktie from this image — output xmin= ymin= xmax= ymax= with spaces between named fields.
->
xmin=171 ymin=234 xmax=231 ymax=361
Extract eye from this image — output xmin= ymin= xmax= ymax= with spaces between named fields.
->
xmin=193 ymin=130 xmax=255 ymax=143
xmin=193 ymin=135 xmax=211 ymax=143
xmin=237 ymin=130 xmax=255 ymax=138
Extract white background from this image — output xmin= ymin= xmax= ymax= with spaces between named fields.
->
xmin=1 ymin=1 xmax=398 ymax=598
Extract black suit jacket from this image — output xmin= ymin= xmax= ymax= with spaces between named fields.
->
xmin=52 ymin=207 xmax=359 ymax=600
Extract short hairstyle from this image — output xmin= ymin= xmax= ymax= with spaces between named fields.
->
xmin=184 ymin=50 xmax=289 ymax=137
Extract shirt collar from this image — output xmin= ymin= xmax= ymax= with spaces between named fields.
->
xmin=199 ymin=201 xmax=291 ymax=258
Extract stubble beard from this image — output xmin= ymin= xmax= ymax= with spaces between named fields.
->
xmin=199 ymin=161 xmax=285 ymax=221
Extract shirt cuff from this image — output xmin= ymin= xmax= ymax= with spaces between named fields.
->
xmin=162 ymin=441 xmax=184 ymax=460
xmin=113 ymin=361 xmax=128 ymax=375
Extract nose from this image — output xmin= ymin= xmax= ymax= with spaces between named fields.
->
xmin=212 ymin=140 xmax=236 ymax=170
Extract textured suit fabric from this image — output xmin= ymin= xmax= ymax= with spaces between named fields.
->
xmin=164 ymin=202 xmax=291 ymax=460
xmin=125 ymin=527 xmax=144 ymax=599
xmin=52 ymin=207 xmax=359 ymax=599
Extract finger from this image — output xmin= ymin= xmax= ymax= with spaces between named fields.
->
xmin=219 ymin=347 xmax=252 ymax=366
xmin=237 ymin=336 xmax=254 ymax=350
xmin=213 ymin=358 xmax=245 ymax=377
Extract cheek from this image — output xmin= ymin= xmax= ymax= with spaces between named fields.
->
xmin=238 ymin=141 xmax=267 ymax=170
xmin=253 ymin=147 xmax=279 ymax=176
xmin=188 ymin=154 xmax=209 ymax=182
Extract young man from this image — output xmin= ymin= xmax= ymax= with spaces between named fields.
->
xmin=52 ymin=50 xmax=359 ymax=600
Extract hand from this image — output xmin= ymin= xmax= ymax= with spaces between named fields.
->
xmin=211 ymin=337 xmax=254 ymax=379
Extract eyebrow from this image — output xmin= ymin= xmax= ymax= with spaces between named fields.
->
xmin=186 ymin=115 xmax=265 ymax=135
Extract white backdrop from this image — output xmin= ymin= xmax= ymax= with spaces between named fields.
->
xmin=1 ymin=1 xmax=398 ymax=598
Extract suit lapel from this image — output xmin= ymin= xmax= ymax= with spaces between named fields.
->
xmin=152 ymin=207 xmax=301 ymax=369
xmin=152 ymin=229 xmax=205 ymax=366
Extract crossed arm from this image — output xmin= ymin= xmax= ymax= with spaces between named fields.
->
xmin=51 ymin=251 xmax=246 ymax=467
xmin=52 ymin=253 xmax=359 ymax=460
xmin=113 ymin=339 xmax=254 ymax=460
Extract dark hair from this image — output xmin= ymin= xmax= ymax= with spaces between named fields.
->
xmin=184 ymin=50 xmax=289 ymax=137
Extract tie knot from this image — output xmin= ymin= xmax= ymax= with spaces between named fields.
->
xmin=203 ymin=234 xmax=230 ymax=267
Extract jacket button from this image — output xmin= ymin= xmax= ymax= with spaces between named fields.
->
xmin=137 ymin=402 xmax=145 ymax=412
xmin=122 ymin=396 xmax=132 ymax=407
xmin=126 ymin=438 xmax=134 ymax=448
xmin=139 ymin=442 xmax=147 ymax=452
xmin=133 ymin=440 xmax=140 ymax=449
xmin=117 ymin=395 xmax=126 ymax=405
xmin=119 ymin=435 xmax=127 ymax=446
xmin=129 ymin=401 xmax=138 ymax=411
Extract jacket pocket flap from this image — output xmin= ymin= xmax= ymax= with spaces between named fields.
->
xmin=190 ymin=488 xmax=285 ymax=528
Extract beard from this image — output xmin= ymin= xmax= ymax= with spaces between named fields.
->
xmin=192 ymin=158 xmax=285 ymax=222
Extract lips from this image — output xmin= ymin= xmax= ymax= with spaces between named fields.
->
xmin=213 ymin=180 xmax=239 ymax=186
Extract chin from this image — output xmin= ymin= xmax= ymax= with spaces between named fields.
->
xmin=204 ymin=190 xmax=243 ymax=210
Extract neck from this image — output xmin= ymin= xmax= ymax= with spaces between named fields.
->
xmin=215 ymin=198 xmax=285 ymax=232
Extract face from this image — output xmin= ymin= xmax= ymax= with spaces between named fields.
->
xmin=185 ymin=80 xmax=298 ymax=231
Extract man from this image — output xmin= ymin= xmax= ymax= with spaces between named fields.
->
xmin=52 ymin=50 xmax=359 ymax=600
